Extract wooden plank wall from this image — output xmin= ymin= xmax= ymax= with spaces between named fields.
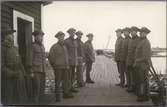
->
xmin=1 ymin=1 xmax=42 ymax=40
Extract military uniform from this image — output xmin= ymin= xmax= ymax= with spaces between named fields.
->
xmin=31 ymin=30 xmax=46 ymax=103
xmin=114 ymin=29 xmax=123 ymax=85
xmin=120 ymin=28 xmax=131 ymax=87
xmin=126 ymin=35 xmax=140 ymax=91
xmin=1 ymin=26 xmax=27 ymax=105
xmin=75 ymin=31 xmax=85 ymax=87
xmin=48 ymin=31 xmax=73 ymax=101
xmin=134 ymin=27 xmax=151 ymax=101
xmin=64 ymin=28 xmax=78 ymax=92
xmin=126 ymin=26 xmax=140 ymax=92
xmin=84 ymin=33 xmax=95 ymax=83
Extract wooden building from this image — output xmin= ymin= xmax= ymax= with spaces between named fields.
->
xmin=1 ymin=1 xmax=51 ymax=73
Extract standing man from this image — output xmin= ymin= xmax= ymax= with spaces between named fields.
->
xmin=84 ymin=33 xmax=95 ymax=83
xmin=31 ymin=30 xmax=46 ymax=104
xmin=134 ymin=27 xmax=151 ymax=102
xmin=114 ymin=28 xmax=124 ymax=86
xmin=120 ymin=27 xmax=131 ymax=88
xmin=64 ymin=28 xmax=79 ymax=93
xmin=48 ymin=31 xmax=74 ymax=101
xmin=75 ymin=30 xmax=85 ymax=87
xmin=1 ymin=25 xmax=27 ymax=105
xmin=126 ymin=26 xmax=140 ymax=92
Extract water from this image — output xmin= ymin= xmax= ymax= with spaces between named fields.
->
xmin=151 ymin=57 xmax=166 ymax=74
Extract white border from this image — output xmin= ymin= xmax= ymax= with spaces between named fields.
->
xmin=13 ymin=10 xmax=34 ymax=47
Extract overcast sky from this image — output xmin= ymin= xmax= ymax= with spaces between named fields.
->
xmin=43 ymin=1 xmax=166 ymax=52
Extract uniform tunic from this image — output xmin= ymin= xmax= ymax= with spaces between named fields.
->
xmin=134 ymin=37 xmax=151 ymax=70
xmin=115 ymin=36 xmax=123 ymax=61
xmin=84 ymin=40 xmax=95 ymax=63
xmin=126 ymin=35 xmax=140 ymax=66
xmin=64 ymin=37 xmax=78 ymax=66
xmin=48 ymin=41 xmax=69 ymax=69
xmin=120 ymin=36 xmax=131 ymax=62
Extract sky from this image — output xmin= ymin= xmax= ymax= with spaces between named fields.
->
xmin=43 ymin=1 xmax=166 ymax=52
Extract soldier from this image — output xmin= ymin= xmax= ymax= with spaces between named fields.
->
xmin=114 ymin=28 xmax=124 ymax=86
xmin=48 ymin=31 xmax=74 ymax=101
xmin=31 ymin=30 xmax=46 ymax=104
xmin=64 ymin=28 xmax=79 ymax=93
xmin=84 ymin=33 xmax=95 ymax=83
xmin=75 ymin=30 xmax=85 ymax=87
xmin=126 ymin=26 xmax=140 ymax=92
xmin=120 ymin=27 xmax=131 ymax=88
xmin=133 ymin=27 xmax=151 ymax=102
xmin=1 ymin=25 xmax=27 ymax=105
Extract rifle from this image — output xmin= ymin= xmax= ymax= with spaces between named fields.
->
xmin=149 ymin=59 xmax=161 ymax=84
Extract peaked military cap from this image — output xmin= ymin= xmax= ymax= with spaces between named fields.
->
xmin=115 ymin=28 xmax=122 ymax=33
xmin=67 ymin=27 xmax=76 ymax=33
xmin=86 ymin=33 xmax=93 ymax=37
xmin=139 ymin=27 xmax=151 ymax=34
xmin=130 ymin=26 xmax=140 ymax=31
xmin=32 ymin=30 xmax=45 ymax=36
xmin=76 ymin=30 xmax=83 ymax=36
xmin=2 ymin=24 xmax=16 ymax=35
xmin=122 ymin=27 xmax=131 ymax=32
xmin=55 ymin=31 xmax=65 ymax=38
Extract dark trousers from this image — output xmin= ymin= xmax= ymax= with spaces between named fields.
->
xmin=25 ymin=75 xmax=34 ymax=104
xmin=132 ymin=67 xmax=138 ymax=93
xmin=116 ymin=61 xmax=121 ymax=81
xmin=85 ymin=61 xmax=93 ymax=81
xmin=69 ymin=66 xmax=76 ymax=89
xmin=76 ymin=65 xmax=84 ymax=85
xmin=135 ymin=66 xmax=149 ymax=98
xmin=126 ymin=65 xmax=134 ymax=89
xmin=120 ymin=61 xmax=126 ymax=85
xmin=32 ymin=72 xmax=45 ymax=103
xmin=54 ymin=69 xmax=70 ymax=94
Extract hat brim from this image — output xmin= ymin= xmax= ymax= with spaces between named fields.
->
xmin=32 ymin=32 xmax=45 ymax=36
xmin=55 ymin=34 xmax=65 ymax=38
xmin=86 ymin=35 xmax=93 ymax=37
xmin=76 ymin=33 xmax=83 ymax=36
xmin=139 ymin=30 xmax=150 ymax=34
xmin=115 ymin=31 xmax=122 ymax=33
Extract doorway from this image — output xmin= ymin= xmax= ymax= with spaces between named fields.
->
xmin=17 ymin=17 xmax=32 ymax=74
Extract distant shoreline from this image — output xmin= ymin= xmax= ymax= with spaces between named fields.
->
xmin=151 ymin=56 xmax=166 ymax=58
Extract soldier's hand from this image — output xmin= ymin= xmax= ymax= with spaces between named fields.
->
xmin=133 ymin=61 xmax=136 ymax=67
xmin=67 ymin=66 xmax=70 ymax=69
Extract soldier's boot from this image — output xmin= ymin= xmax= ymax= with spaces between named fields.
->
xmin=63 ymin=92 xmax=74 ymax=99
xmin=115 ymin=83 xmax=121 ymax=86
xmin=77 ymin=82 xmax=85 ymax=87
xmin=86 ymin=78 xmax=95 ymax=84
xmin=70 ymin=87 xmax=79 ymax=93
xmin=86 ymin=75 xmax=95 ymax=84
xmin=137 ymin=83 xmax=149 ymax=102
xmin=126 ymin=87 xmax=134 ymax=93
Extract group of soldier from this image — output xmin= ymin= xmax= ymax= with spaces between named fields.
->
xmin=114 ymin=26 xmax=151 ymax=102
xmin=1 ymin=25 xmax=95 ymax=105
xmin=48 ymin=28 xmax=96 ymax=101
